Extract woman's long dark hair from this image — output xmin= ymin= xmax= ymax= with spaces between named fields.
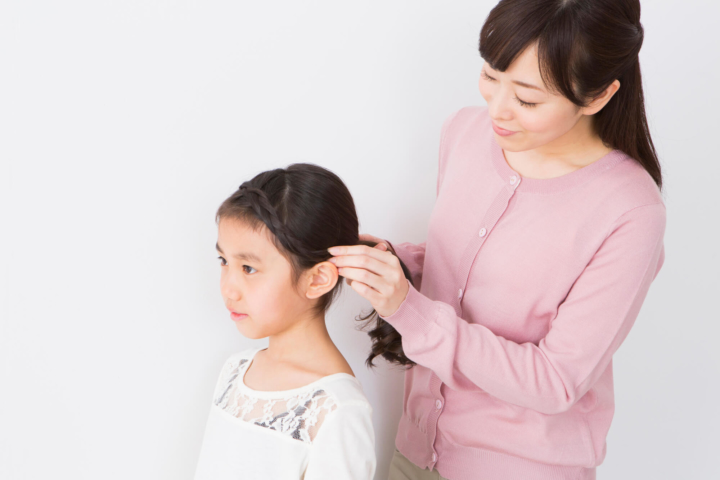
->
xmin=479 ymin=0 xmax=662 ymax=191
xmin=216 ymin=163 xmax=415 ymax=367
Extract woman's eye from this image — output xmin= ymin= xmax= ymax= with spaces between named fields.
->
xmin=218 ymin=256 xmax=227 ymax=266
xmin=243 ymin=265 xmax=257 ymax=274
xmin=481 ymin=70 xmax=496 ymax=82
xmin=514 ymin=96 xmax=537 ymax=108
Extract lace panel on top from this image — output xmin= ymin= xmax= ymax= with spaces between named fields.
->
xmin=213 ymin=355 xmax=338 ymax=444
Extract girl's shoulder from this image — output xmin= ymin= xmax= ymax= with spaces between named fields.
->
xmin=214 ymin=347 xmax=371 ymax=409
xmin=223 ymin=346 xmax=263 ymax=365
xmin=210 ymin=349 xmax=371 ymax=446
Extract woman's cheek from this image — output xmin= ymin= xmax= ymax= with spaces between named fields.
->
xmin=518 ymin=109 xmax=552 ymax=134
xmin=478 ymin=81 xmax=493 ymax=104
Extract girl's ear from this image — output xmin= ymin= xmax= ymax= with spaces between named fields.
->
xmin=304 ymin=261 xmax=339 ymax=300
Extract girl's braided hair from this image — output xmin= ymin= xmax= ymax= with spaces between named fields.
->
xmin=216 ymin=163 xmax=415 ymax=368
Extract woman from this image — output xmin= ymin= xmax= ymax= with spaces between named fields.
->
xmin=328 ymin=0 xmax=665 ymax=479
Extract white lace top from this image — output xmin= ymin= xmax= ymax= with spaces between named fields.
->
xmin=193 ymin=348 xmax=376 ymax=480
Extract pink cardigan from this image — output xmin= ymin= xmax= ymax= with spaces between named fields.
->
xmin=384 ymin=106 xmax=666 ymax=480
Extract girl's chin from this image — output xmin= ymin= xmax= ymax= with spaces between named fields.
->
xmin=235 ymin=323 xmax=260 ymax=339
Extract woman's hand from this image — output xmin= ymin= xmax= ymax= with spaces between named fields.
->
xmin=327 ymin=236 xmax=408 ymax=318
xmin=356 ymin=233 xmax=396 ymax=254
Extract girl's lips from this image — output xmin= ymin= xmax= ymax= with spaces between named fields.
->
xmin=492 ymin=122 xmax=518 ymax=137
xmin=230 ymin=312 xmax=248 ymax=321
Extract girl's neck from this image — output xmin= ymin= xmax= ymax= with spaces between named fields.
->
xmin=264 ymin=311 xmax=339 ymax=366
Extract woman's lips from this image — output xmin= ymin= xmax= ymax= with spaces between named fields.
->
xmin=492 ymin=122 xmax=518 ymax=137
xmin=230 ymin=312 xmax=248 ymax=321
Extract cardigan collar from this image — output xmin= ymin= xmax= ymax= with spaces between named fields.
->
xmin=489 ymin=133 xmax=629 ymax=194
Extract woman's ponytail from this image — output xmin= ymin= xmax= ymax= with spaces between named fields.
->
xmin=594 ymin=57 xmax=662 ymax=189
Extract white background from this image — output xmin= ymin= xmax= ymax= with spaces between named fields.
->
xmin=1 ymin=1 xmax=718 ymax=479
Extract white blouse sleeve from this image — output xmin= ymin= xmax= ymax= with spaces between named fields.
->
xmin=303 ymin=403 xmax=376 ymax=480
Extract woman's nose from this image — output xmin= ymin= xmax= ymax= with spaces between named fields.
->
xmin=487 ymin=88 xmax=513 ymax=122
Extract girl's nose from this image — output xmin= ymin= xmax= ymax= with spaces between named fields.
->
xmin=220 ymin=277 xmax=242 ymax=302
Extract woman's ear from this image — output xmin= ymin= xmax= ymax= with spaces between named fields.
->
xmin=582 ymin=79 xmax=621 ymax=116
xmin=304 ymin=261 xmax=339 ymax=300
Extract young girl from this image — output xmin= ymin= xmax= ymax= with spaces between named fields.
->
xmin=193 ymin=163 xmax=385 ymax=480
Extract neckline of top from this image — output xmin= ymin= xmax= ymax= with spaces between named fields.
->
xmin=235 ymin=347 xmax=361 ymax=398
xmin=488 ymin=132 xmax=628 ymax=194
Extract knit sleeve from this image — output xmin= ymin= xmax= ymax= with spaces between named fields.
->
xmin=382 ymin=202 xmax=666 ymax=414
xmin=302 ymin=403 xmax=376 ymax=480
xmin=385 ymin=240 xmax=427 ymax=291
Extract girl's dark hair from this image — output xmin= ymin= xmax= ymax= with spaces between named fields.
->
xmin=479 ymin=0 xmax=662 ymax=191
xmin=216 ymin=163 xmax=415 ymax=367
xmin=356 ymin=250 xmax=416 ymax=368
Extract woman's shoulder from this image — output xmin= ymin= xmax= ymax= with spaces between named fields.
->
xmin=441 ymin=104 xmax=491 ymax=135
xmin=437 ymin=105 xmax=494 ymax=164
xmin=596 ymin=149 xmax=666 ymax=217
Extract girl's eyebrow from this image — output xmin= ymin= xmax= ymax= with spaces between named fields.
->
xmin=215 ymin=242 xmax=262 ymax=263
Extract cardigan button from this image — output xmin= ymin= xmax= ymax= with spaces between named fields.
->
xmin=479 ymin=227 xmax=487 ymax=237
xmin=509 ymin=175 xmax=518 ymax=185
xmin=435 ymin=399 xmax=443 ymax=410
xmin=432 ymin=452 xmax=437 ymax=462
xmin=458 ymin=288 xmax=463 ymax=299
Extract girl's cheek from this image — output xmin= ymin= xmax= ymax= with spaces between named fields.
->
xmin=255 ymin=282 xmax=283 ymax=317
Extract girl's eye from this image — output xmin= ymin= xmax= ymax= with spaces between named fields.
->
xmin=514 ymin=96 xmax=537 ymax=108
xmin=481 ymin=70 xmax=496 ymax=82
xmin=243 ymin=265 xmax=257 ymax=274
xmin=218 ymin=256 xmax=227 ymax=266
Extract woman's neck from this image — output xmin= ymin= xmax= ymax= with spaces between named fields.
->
xmin=505 ymin=115 xmax=612 ymax=179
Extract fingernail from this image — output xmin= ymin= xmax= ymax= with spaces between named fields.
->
xmin=327 ymin=247 xmax=340 ymax=255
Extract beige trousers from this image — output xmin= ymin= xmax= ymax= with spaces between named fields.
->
xmin=387 ymin=449 xmax=450 ymax=480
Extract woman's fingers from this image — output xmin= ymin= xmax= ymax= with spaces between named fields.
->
xmin=347 ymin=278 xmax=383 ymax=304
xmin=337 ymin=266 xmax=386 ymax=294
xmin=329 ymin=240 xmax=409 ymax=317
xmin=359 ymin=233 xmax=388 ymax=246
xmin=329 ymin=250 xmax=392 ymax=277
xmin=328 ymin=244 xmax=392 ymax=262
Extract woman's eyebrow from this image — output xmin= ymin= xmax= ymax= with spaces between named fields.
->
xmin=512 ymin=80 xmax=544 ymax=92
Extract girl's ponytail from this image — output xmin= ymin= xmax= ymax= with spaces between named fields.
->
xmin=356 ymin=240 xmax=416 ymax=368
